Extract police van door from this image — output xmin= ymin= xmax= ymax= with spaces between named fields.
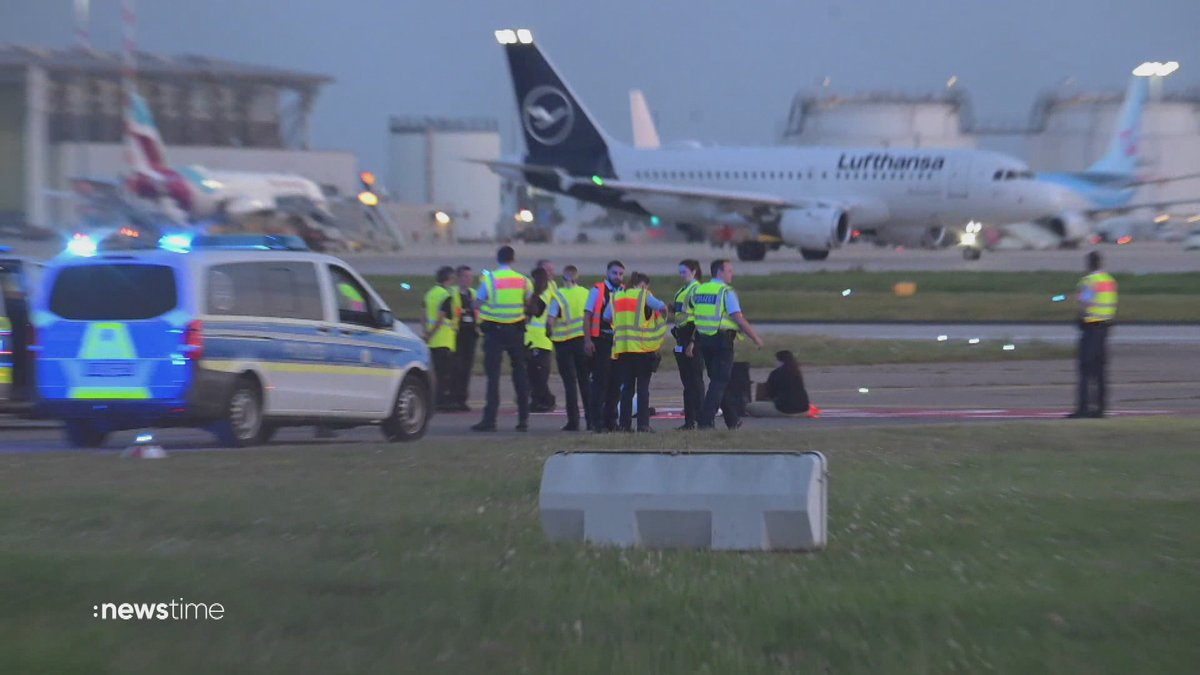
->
xmin=326 ymin=265 xmax=394 ymax=414
xmin=947 ymin=156 xmax=971 ymax=199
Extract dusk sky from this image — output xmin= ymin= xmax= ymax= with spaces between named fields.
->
xmin=5 ymin=0 xmax=1198 ymax=171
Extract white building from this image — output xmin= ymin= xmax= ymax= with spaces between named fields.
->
xmin=0 ymin=45 xmax=357 ymax=231
xmin=387 ymin=117 xmax=501 ymax=242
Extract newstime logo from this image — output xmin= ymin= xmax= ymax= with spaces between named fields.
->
xmin=94 ymin=600 xmax=225 ymax=621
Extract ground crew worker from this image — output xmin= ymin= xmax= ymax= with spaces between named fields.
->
xmin=548 ymin=265 xmax=591 ymax=431
xmin=582 ymin=260 xmax=625 ymax=433
xmin=693 ymin=259 xmax=763 ymax=430
xmin=526 ymin=267 xmax=557 ymax=413
xmin=672 ymin=259 xmax=706 ymax=430
xmin=610 ymin=272 xmax=668 ymax=432
xmin=449 ymin=265 xmax=478 ymax=412
xmin=423 ymin=266 xmax=459 ymax=411
xmin=471 ymin=246 xmax=533 ymax=432
xmin=1069 ymin=251 xmax=1118 ymax=418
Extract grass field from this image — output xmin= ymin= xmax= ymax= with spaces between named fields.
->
xmin=2 ymin=419 xmax=1198 ymax=674
xmin=367 ymin=272 xmax=1200 ymax=323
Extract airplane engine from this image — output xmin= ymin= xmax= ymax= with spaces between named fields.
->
xmin=1043 ymin=211 xmax=1090 ymax=245
xmin=872 ymin=225 xmax=947 ymax=249
xmin=779 ymin=208 xmax=851 ymax=251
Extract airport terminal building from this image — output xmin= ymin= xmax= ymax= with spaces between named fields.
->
xmin=0 ymin=45 xmax=358 ymax=231
xmin=781 ymin=83 xmax=1200 ymax=220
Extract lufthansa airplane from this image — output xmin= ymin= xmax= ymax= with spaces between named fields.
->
xmin=478 ymin=29 xmax=1062 ymax=262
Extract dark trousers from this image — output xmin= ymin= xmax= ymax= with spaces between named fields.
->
xmin=1077 ymin=322 xmax=1110 ymax=414
xmin=587 ymin=336 xmax=620 ymax=431
xmin=675 ymin=348 xmax=706 ymax=427
xmin=430 ymin=346 xmax=456 ymax=408
xmin=554 ymin=338 xmax=590 ymax=428
xmin=617 ymin=352 xmax=656 ymax=430
xmin=452 ymin=327 xmax=478 ymax=406
xmin=480 ymin=322 xmax=530 ymax=425
xmin=698 ymin=333 xmax=739 ymax=429
xmin=528 ymin=347 xmax=556 ymax=410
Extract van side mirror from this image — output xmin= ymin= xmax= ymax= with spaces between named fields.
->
xmin=375 ymin=308 xmax=394 ymax=328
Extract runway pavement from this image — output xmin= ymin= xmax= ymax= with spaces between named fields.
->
xmin=2 ymin=345 xmax=1195 ymax=453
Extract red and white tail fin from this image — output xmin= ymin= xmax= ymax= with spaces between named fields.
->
xmin=124 ymin=91 xmax=169 ymax=176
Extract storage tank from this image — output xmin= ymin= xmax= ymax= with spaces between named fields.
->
xmin=387 ymin=117 xmax=501 ymax=242
xmin=781 ymin=90 xmax=976 ymax=149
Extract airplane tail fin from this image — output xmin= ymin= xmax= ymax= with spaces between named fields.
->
xmin=497 ymin=30 xmax=619 ymax=177
xmin=630 ymin=90 xmax=661 ymax=149
xmin=124 ymin=91 xmax=170 ymax=175
xmin=1086 ymin=75 xmax=1147 ymax=177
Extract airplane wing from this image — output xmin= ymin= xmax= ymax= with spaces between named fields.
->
xmin=1087 ymin=197 xmax=1200 ymax=217
xmin=1129 ymin=172 xmax=1200 ymax=188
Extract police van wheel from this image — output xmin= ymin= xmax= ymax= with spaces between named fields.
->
xmin=64 ymin=420 xmax=108 ymax=448
xmin=382 ymin=375 xmax=430 ymax=442
xmin=215 ymin=378 xmax=267 ymax=447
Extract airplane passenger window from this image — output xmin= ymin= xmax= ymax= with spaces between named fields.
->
xmin=993 ymin=170 xmax=1003 ymax=181
xmin=822 ymin=172 xmax=827 ymax=179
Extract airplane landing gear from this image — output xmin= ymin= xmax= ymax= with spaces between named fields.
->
xmin=963 ymin=246 xmax=982 ymax=261
xmin=735 ymin=240 xmax=767 ymax=262
xmin=800 ymin=248 xmax=829 ymax=261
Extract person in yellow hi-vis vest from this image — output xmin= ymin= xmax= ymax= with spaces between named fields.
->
xmin=471 ymin=246 xmax=534 ymax=432
xmin=547 ymin=265 xmax=591 ymax=431
xmin=423 ymin=266 xmax=460 ymax=411
xmin=1069 ymin=251 xmax=1118 ymax=418
xmin=609 ymin=272 xmax=668 ymax=432
xmin=671 ymin=259 xmax=706 ymax=430
xmin=526 ymin=267 xmax=557 ymax=413
xmin=692 ymin=259 xmax=763 ymax=430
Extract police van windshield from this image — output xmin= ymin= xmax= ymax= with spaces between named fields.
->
xmin=49 ymin=264 xmax=177 ymax=321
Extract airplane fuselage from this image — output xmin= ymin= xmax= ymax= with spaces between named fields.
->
xmin=522 ymin=145 xmax=1061 ymax=237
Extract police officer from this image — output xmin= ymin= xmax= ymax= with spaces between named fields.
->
xmin=536 ymin=259 xmax=558 ymax=295
xmin=582 ymin=260 xmax=625 ymax=433
xmin=548 ymin=265 xmax=591 ymax=431
xmin=449 ymin=265 xmax=478 ymax=412
xmin=1068 ymin=251 xmax=1118 ymax=419
xmin=526 ymin=267 xmax=557 ymax=413
xmin=423 ymin=266 xmax=459 ymax=411
xmin=693 ymin=259 xmax=763 ymax=430
xmin=610 ymin=272 xmax=668 ymax=432
xmin=672 ymin=259 xmax=705 ymax=430
xmin=471 ymin=246 xmax=534 ymax=432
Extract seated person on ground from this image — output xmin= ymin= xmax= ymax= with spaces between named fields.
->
xmin=746 ymin=350 xmax=819 ymax=418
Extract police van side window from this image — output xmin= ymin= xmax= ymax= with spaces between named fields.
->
xmin=262 ymin=263 xmax=324 ymax=321
xmin=328 ymin=265 xmax=375 ymax=328
xmin=207 ymin=263 xmax=264 ymax=317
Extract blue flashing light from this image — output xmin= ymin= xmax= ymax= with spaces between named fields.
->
xmin=0 ymin=245 xmax=12 ymax=253
xmin=67 ymin=234 xmax=97 ymax=257
xmin=159 ymin=233 xmax=194 ymax=253
xmin=136 ymin=434 xmax=154 ymax=443
xmin=1052 ymin=295 xmax=1066 ymax=302
xmin=190 ymin=234 xmax=309 ymax=251
xmin=400 ymin=283 xmax=411 ymax=290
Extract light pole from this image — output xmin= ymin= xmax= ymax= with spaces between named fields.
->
xmin=1133 ymin=61 xmax=1179 ymax=100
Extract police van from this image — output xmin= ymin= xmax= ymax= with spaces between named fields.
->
xmin=32 ymin=234 xmax=432 ymax=448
